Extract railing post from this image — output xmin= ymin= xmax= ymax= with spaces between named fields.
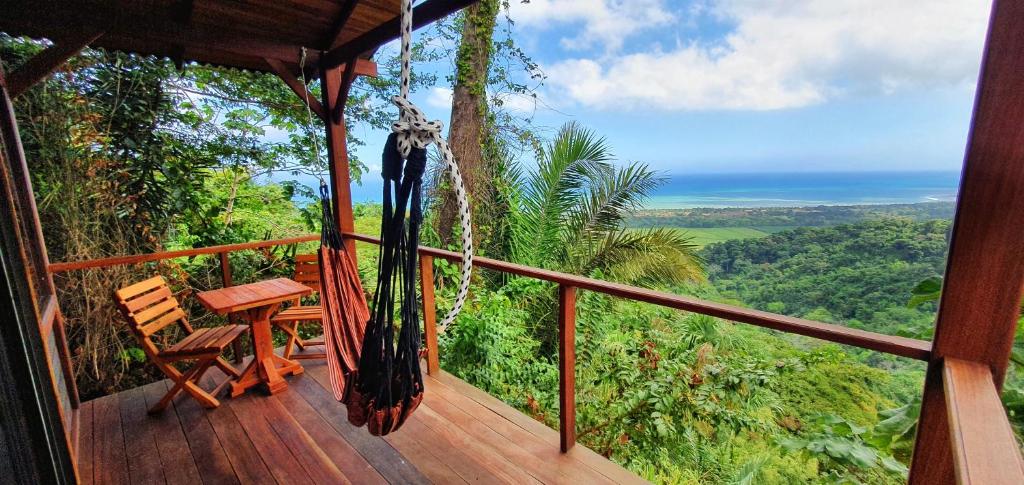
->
xmin=558 ymin=284 xmax=577 ymax=452
xmin=219 ymin=252 xmax=243 ymax=363
xmin=419 ymin=254 xmax=440 ymax=375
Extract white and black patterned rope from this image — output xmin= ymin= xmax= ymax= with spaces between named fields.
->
xmin=392 ymin=0 xmax=472 ymax=333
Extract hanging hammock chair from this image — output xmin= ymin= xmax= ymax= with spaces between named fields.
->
xmin=317 ymin=0 xmax=474 ymax=436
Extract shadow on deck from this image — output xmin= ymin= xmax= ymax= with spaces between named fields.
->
xmin=76 ymin=355 xmax=646 ymax=484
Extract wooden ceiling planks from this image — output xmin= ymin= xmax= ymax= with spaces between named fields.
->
xmin=0 ymin=0 xmax=407 ymax=74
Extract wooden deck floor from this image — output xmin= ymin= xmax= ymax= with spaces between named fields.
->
xmin=76 ymin=356 xmax=646 ymax=484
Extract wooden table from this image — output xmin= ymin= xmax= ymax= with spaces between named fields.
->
xmin=196 ymin=278 xmax=312 ymax=396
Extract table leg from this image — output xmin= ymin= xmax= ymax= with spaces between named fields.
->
xmin=229 ymin=304 xmax=304 ymax=397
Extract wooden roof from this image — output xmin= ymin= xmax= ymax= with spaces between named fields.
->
xmin=0 ymin=0 xmax=460 ymax=74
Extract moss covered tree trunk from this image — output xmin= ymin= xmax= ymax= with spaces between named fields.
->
xmin=435 ymin=0 xmax=499 ymax=249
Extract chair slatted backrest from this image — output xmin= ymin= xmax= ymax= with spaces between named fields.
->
xmin=114 ymin=276 xmax=188 ymax=340
xmin=293 ymin=254 xmax=321 ymax=293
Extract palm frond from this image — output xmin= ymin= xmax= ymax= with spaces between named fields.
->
xmin=512 ymin=122 xmax=613 ymax=266
xmin=583 ymin=228 xmax=705 ymax=286
xmin=567 ymin=161 xmax=663 ymax=246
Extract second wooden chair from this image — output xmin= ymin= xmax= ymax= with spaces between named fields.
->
xmin=271 ymin=254 xmax=325 ymax=359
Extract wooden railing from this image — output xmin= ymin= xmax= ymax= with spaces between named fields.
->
xmin=942 ymin=358 xmax=1024 ymax=484
xmin=47 ymin=234 xmax=320 ymax=273
xmin=342 ymin=232 xmax=934 ymax=453
xmin=49 ymin=232 xmax=1023 ymax=476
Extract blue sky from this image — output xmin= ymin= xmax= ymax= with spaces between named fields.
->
xmin=335 ymin=0 xmax=992 ymax=201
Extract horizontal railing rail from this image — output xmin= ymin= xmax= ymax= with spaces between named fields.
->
xmin=343 ymin=232 xmax=932 ymax=361
xmin=942 ymin=358 xmax=1024 ymax=484
xmin=343 ymin=231 xmax=933 ymax=452
xmin=47 ymin=234 xmax=319 ymax=273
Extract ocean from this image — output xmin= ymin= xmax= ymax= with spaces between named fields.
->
xmin=285 ymin=170 xmax=962 ymax=210
xmin=643 ymin=171 xmax=961 ymax=209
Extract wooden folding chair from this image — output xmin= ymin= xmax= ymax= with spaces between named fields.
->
xmin=271 ymin=253 xmax=325 ymax=359
xmin=114 ymin=276 xmax=247 ymax=413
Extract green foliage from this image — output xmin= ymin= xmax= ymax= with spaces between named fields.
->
xmin=778 ymin=414 xmax=908 ymax=478
xmin=630 ymin=203 xmax=956 ymax=229
xmin=702 ymin=219 xmax=950 ymax=336
xmin=906 ymin=277 xmax=942 ymax=308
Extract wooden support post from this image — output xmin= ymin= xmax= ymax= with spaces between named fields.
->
xmin=558 ymin=284 xmax=577 ymax=452
xmin=219 ymin=252 xmax=244 ymax=363
xmin=319 ymin=66 xmax=357 ymax=258
xmin=419 ymin=255 xmax=440 ymax=375
xmin=7 ymin=30 xmax=103 ymax=98
xmin=0 ymin=65 xmax=77 ymax=483
xmin=53 ymin=310 xmax=79 ymax=409
xmin=909 ymin=1 xmax=1024 ymax=483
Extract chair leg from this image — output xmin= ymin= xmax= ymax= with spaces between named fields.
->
xmin=149 ymin=359 xmax=218 ymax=413
xmin=278 ymin=321 xmax=302 ymax=360
xmin=215 ymin=356 xmax=242 ymax=378
xmin=232 ymin=339 xmax=244 ymax=364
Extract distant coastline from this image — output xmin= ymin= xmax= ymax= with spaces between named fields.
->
xmin=643 ymin=171 xmax=960 ymax=209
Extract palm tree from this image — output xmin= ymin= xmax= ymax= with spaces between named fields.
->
xmin=508 ymin=122 xmax=704 ymax=287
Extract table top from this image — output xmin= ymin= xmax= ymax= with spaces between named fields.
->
xmin=196 ymin=278 xmax=312 ymax=315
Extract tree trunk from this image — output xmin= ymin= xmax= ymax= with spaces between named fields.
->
xmin=435 ymin=0 xmax=499 ymax=248
xmin=223 ymin=169 xmax=242 ymax=227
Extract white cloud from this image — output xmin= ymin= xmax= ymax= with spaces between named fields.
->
xmin=509 ymin=0 xmax=674 ymax=52
xmin=425 ymin=86 xmax=538 ymax=115
xmin=425 ymin=86 xmax=454 ymax=110
xmin=539 ymin=0 xmax=990 ymax=111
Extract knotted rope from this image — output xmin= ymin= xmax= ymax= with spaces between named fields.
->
xmin=390 ymin=0 xmax=473 ymax=332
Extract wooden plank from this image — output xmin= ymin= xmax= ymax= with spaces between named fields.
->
xmin=380 ymin=418 xmax=473 ymax=484
xmin=139 ymin=380 xmax=203 ymax=484
xmin=909 ymin=1 xmax=1024 ymax=483
xmin=169 ymin=378 xmax=240 ymax=485
xmin=196 ymin=375 xmax=276 ymax=485
xmin=2 ymin=3 xmax=311 ymax=67
xmin=419 ymin=255 xmax=440 ymax=375
xmin=942 ymin=358 xmax=1024 ymax=485
xmin=235 ymin=394 xmax=349 ymax=484
xmin=412 ymin=404 xmax=542 ymax=484
xmin=6 ymin=29 xmax=103 ymax=97
xmin=91 ymin=394 xmax=129 ymax=484
xmin=118 ymin=386 xmax=166 ymax=484
xmin=196 ymin=278 xmax=310 ymax=315
xmin=78 ymin=400 xmax=94 ymax=485
xmin=225 ymin=394 xmax=315 ymax=483
xmin=323 ymin=0 xmax=361 ymax=50
xmin=321 ymin=0 xmax=479 ymax=68
xmin=297 ymin=364 xmax=431 ymax=484
xmin=274 ymin=386 xmax=387 ymax=485
xmin=419 ymin=391 xmax=567 ymax=483
xmin=49 ymin=234 xmax=318 ymax=273
xmin=430 ymin=370 xmax=646 ymax=484
xmin=345 ymin=232 xmax=932 ymax=361
xmin=559 ymin=284 xmax=577 ymax=453
xmin=423 ymin=371 xmax=614 ymax=483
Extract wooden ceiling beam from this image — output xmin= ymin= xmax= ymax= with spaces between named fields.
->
xmin=320 ymin=0 xmax=479 ymax=70
xmin=333 ymin=59 xmax=360 ymax=123
xmin=6 ymin=29 xmax=104 ymax=97
xmin=265 ymin=58 xmax=326 ymax=122
xmin=322 ymin=0 xmax=361 ymax=51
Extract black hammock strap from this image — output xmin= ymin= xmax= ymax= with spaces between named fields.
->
xmin=345 ymin=133 xmax=425 ymax=436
